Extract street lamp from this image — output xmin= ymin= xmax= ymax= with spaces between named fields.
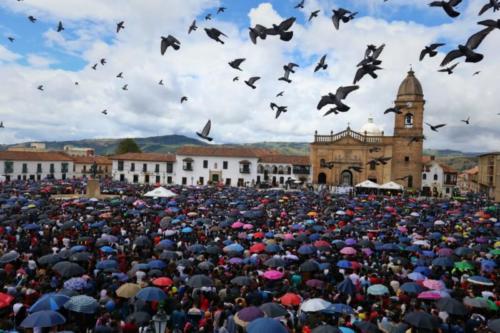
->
xmin=152 ymin=309 xmax=168 ymax=333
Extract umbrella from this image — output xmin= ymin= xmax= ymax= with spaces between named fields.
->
xmin=404 ymin=311 xmax=440 ymax=330
xmin=153 ymin=277 xmax=173 ymax=287
xmin=29 ymin=294 xmax=70 ymax=313
xmin=336 ymin=260 xmax=352 ymax=268
xmin=436 ymin=298 xmax=467 ymax=316
xmin=463 ymin=296 xmax=489 ymax=308
xmin=187 ymin=274 xmax=213 ymax=288
xmin=37 ymin=254 xmax=62 ymax=266
xmin=116 ymin=283 xmax=141 ymax=298
xmin=400 ymin=282 xmax=425 ymax=294
xmin=231 ymin=276 xmax=253 ymax=286
xmin=0 ymin=250 xmax=19 ymax=264
xmin=64 ymin=295 xmax=99 ymax=314
xmin=298 ymin=245 xmax=315 ymax=255
xmin=247 ymin=318 xmax=287 ymax=333
xmin=300 ymin=298 xmax=332 ymax=312
xmin=136 ymin=287 xmax=167 ymax=302
xmin=327 ymin=303 xmax=354 ymax=315
xmin=264 ymin=257 xmax=286 ymax=268
xmin=262 ymin=270 xmax=284 ymax=280
xmin=259 ymin=303 xmax=288 ymax=318
xmin=432 ymin=257 xmax=454 ymax=267
xmin=353 ymin=321 xmax=380 ymax=333
xmin=234 ymin=306 xmax=265 ymax=326
xmin=340 ymin=247 xmax=357 ymax=255
xmin=454 ymin=261 xmax=474 ymax=272
xmin=148 ymin=260 xmax=167 ymax=270
xmin=367 ymin=284 xmax=389 ymax=296
xmin=312 ymin=325 xmax=341 ymax=333
xmin=52 ymin=261 xmax=85 ymax=278
xmin=224 ymin=243 xmax=244 ymax=253
xmin=300 ymin=260 xmax=320 ymax=272
xmin=21 ymin=310 xmax=66 ymax=328
xmin=408 ymin=272 xmax=426 ymax=281
xmin=126 ymin=311 xmax=151 ymax=326
xmin=488 ymin=319 xmax=500 ymax=333
xmin=306 ymin=279 xmax=324 ymax=289
xmin=63 ymin=277 xmax=87 ymax=291
xmin=418 ymin=290 xmax=449 ymax=300
xmin=96 ymin=259 xmax=118 ymax=270
xmin=467 ymin=275 xmax=494 ymax=286
xmin=0 ymin=292 xmax=14 ymax=309
xmin=280 ymin=293 xmax=302 ymax=306
xmin=337 ymin=278 xmax=356 ymax=295
xmin=422 ymin=279 xmax=445 ymax=290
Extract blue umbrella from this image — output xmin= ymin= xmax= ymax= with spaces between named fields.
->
xmin=21 ymin=310 xmax=66 ymax=328
xmin=336 ymin=260 xmax=352 ymax=268
xmin=224 ymin=243 xmax=244 ymax=253
xmin=325 ymin=303 xmax=354 ymax=315
xmin=247 ymin=318 xmax=287 ymax=333
xmin=408 ymin=272 xmax=426 ymax=281
xmin=181 ymin=227 xmax=193 ymax=233
xmin=414 ymin=266 xmax=432 ymax=276
xmin=96 ymin=259 xmax=118 ymax=270
xmin=432 ymin=257 xmax=454 ymax=267
xmin=367 ymin=284 xmax=389 ymax=296
xmin=400 ymin=282 xmax=425 ymax=294
xmin=481 ymin=259 xmax=497 ymax=271
xmin=70 ymin=245 xmax=86 ymax=253
xmin=265 ymin=244 xmax=281 ymax=253
xmin=467 ymin=275 xmax=494 ymax=286
xmin=188 ymin=244 xmax=206 ymax=253
xmin=148 ymin=260 xmax=166 ymax=270
xmin=100 ymin=246 xmax=115 ymax=253
xmin=22 ymin=223 xmax=40 ymax=231
xmin=136 ymin=287 xmax=167 ymax=302
xmin=63 ymin=277 xmax=87 ymax=291
xmin=337 ymin=278 xmax=356 ymax=295
xmin=298 ymin=245 xmax=315 ymax=255
xmin=64 ymin=295 xmax=99 ymax=314
xmin=29 ymin=294 xmax=70 ymax=313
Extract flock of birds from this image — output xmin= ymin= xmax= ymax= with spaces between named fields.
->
xmin=2 ymin=0 xmax=500 ymax=146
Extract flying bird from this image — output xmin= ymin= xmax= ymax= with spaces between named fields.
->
xmin=0 ymin=122 xmax=4 ymax=129
xmin=429 ymin=0 xmax=462 ymax=18
xmin=369 ymin=147 xmax=382 ymax=153
xmin=204 ymin=28 xmax=227 ymax=44
xmin=309 ymin=10 xmax=320 ymax=21
xmin=461 ymin=116 xmax=470 ymax=124
xmin=473 ymin=71 xmax=481 ymax=75
xmin=205 ymin=14 xmax=212 ymax=20
xmin=7 ymin=37 xmax=14 ymax=42
xmin=228 ymin=58 xmax=245 ymax=71
xmin=358 ymin=44 xmax=385 ymax=67
xmin=74 ymin=81 xmax=79 ymax=85
xmin=276 ymin=91 xmax=284 ymax=97
xmin=196 ymin=120 xmax=213 ymax=142
xmin=317 ymin=85 xmax=359 ymax=113
xmin=160 ymin=35 xmax=181 ymax=55
xmin=158 ymin=80 xmax=163 ymax=85
xmin=426 ymin=122 xmax=446 ymax=131
xmin=122 ymin=84 xmax=128 ymax=91
xmin=438 ymin=63 xmax=458 ymax=74
xmin=478 ymin=0 xmax=500 ymax=15
xmin=279 ymin=63 xmax=299 ymax=83
xmin=180 ymin=96 xmax=188 ymax=103
xmin=295 ymin=0 xmax=305 ymax=9
xmin=37 ymin=85 xmax=44 ymax=91
xmin=245 ymin=77 xmax=261 ymax=89
xmin=332 ymin=8 xmax=357 ymax=30
xmin=28 ymin=16 xmax=36 ymax=23
xmin=314 ymin=55 xmax=328 ymax=72
xmin=270 ymin=103 xmax=288 ymax=119
xmin=440 ymin=27 xmax=493 ymax=66
xmin=478 ymin=19 xmax=500 ymax=29
xmin=396 ymin=175 xmax=411 ymax=181
xmin=384 ymin=106 xmax=404 ymax=114
xmin=100 ymin=58 xmax=106 ymax=65
xmin=233 ymin=76 xmax=239 ymax=82
xmin=116 ymin=21 xmax=125 ymax=33
xmin=348 ymin=166 xmax=363 ymax=173
xmin=353 ymin=64 xmax=382 ymax=84
xmin=92 ymin=63 xmax=97 ymax=70
xmin=408 ymin=135 xmax=426 ymax=145
xmin=217 ymin=7 xmax=226 ymax=14
xmin=249 ymin=24 xmax=268 ymax=44
xmin=419 ymin=43 xmax=445 ymax=61
xmin=57 ymin=21 xmax=64 ymax=32
xmin=267 ymin=17 xmax=297 ymax=42
xmin=188 ymin=20 xmax=197 ymax=34
xmin=102 ymin=110 xmax=108 ymax=115
xmin=320 ymin=161 xmax=335 ymax=169
xmin=116 ymin=72 xmax=123 ymax=78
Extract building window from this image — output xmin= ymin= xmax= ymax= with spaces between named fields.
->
xmin=225 ymin=178 xmax=231 ymax=186
xmin=182 ymin=177 xmax=187 ymax=185
xmin=144 ymin=175 xmax=150 ymax=183
xmin=143 ymin=164 xmax=147 ymax=172
xmin=183 ymin=159 xmax=193 ymax=171
xmin=433 ymin=174 xmax=438 ymax=181
xmin=240 ymin=161 xmax=251 ymax=174
xmin=155 ymin=176 xmax=161 ymax=183
xmin=166 ymin=162 xmax=173 ymax=173
xmin=423 ymin=173 xmax=427 ymax=180
xmin=37 ymin=163 xmax=42 ymax=173
xmin=50 ymin=164 xmax=55 ymax=174
xmin=133 ymin=175 xmax=139 ymax=183
xmin=29 ymin=175 xmax=35 ymax=180
xmin=369 ymin=161 xmax=377 ymax=170
xmin=36 ymin=174 xmax=41 ymax=181
xmin=120 ymin=174 xmax=125 ymax=181
xmin=272 ymin=165 xmax=278 ymax=174
xmin=130 ymin=163 xmax=135 ymax=172
xmin=237 ymin=178 xmax=244 ymax=187
xmin=61 ymin=163 xmax=69 ymax=173
xmin=18 ymin=175 xmax=21 ymax=180
xmin=407 ymin=175 xmax=413 ymax=188
xmin=287 ymin=166 xmax=292 ymax=175
xmin=199 ymin=177 xmax=204 ymax=185
xmin=279 ymin=176 xmax=284 ymax=184
xmin=446 ymin=187 xmax=450 ymax=194
xmin=4 ymin=161 xmax=13 ymax=174
xmin=203 ymin=160 xmax=208 ymax=168
xmin=22 ymin=163 xmax=28 ymax=174
xmin=62 ymin=173 xmax=66 ymax=180
xmin=83 ymin=165 xmax=87 ymax=172
xmin=257 ymin=165 xmax=264 ymax=174
xmin=404 ymin=113 xmax=414 ymax=128
xmin=167 ymin=176 xmax=172 ymax=184
xmin=223 ymin=161 xmax=228 ymax=170
xmin=155 ymin=164 xmax=160 ymax=173
xmin=256 ymin=176 xmax=261 ymax=183
xmin=404 ymin=156 xmax=410 ymax=162
xmin=118 ymin=161 xmax=124 ymax=171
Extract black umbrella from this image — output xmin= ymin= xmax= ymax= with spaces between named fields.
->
xmin=126 ymin=311 xmax=151 ymax=326
xmin=70 ymin=252 xmax=92 ymax=262
xmin=404 ymin=311 xmax=440 ymax=330
xmin=311 ymin=325 xmax=341 ymax=333
xmin=37 ymin=254 xmax=62 ymax=266
xmin=52 ymin=261 xmax=85 ymax=278
xmin=259 ymin=302 xmax=287 ymax=318
xmin=436 ymin=298 xmax=467 ymax=316
xmin=488 ymin=319 xmax=500 ymax=333
xmin=264 ymin=257 xmax=286 ymax=268
xmin=353 ymin=321 xmax=381 ymax=333
xmin=197 ymin=261 xmax=215 ymax=271
xmin=206 ymin=245 xmax=220 ymax=255
xmin=231 ymin=276 xmax=252 ymax=286
xmin=187 ymin=274 xmax=213 ymax=288
xmin=134 ymin=236 xmax=152 ymax=248
xmin=300 ymin=260 xmax=320 ymax=272
xmin=159 ymin=251 xmax=178 ymax=261
xmin=0 ymin=250 xmax=20 ymax=264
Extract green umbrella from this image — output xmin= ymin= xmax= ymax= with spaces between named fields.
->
xmin=490 ymin=249 xmax=500 ymax=256
xmin=454 ymin=261 xmax=474 ymax=272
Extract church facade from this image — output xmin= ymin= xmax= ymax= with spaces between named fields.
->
xmin=310 ymin=70 xmax=425 ymax=191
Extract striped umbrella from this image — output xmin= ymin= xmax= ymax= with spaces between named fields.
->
xmin=64 ymin=295 xmax=99 ymax=314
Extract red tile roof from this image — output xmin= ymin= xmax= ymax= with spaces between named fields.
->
xmin=176 ymin=145 xmax=277 ymax=158
xmin=72 ymin=156 xmax=112 ymax=165
xmin=110 ymin=153 xmax=176 ymax=162
xmin=258 ymin=155 xmax=310 ymax=166
xmin=439 ymin=163 xmax=458 ymax=174
xmin=0 ymin=151 xmax=74 ymax=162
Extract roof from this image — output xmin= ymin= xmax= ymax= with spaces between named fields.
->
xmin=0 ymin=151 xmax=74 ymax=162
xmin=258 ymin=155 xmax=310 ymax=166
xmin=176 ymin=145 xmax=277 ymax=158
xmin=397 ymin=69 xmax=423 ymax=97
xmin=110 ymin=153 xmax=176 ymax=162
xmin=464 ymin=166 xmax=479 ymax=175
xmin=439 ymin=163 xmax=458 ymax=174
xmin=72 ymin=155 xmax=112 ymax=165
xmin=478 ymin=152 xmax=500 ymax=157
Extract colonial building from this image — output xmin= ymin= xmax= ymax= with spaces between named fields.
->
xmin=257 ymin=155 xmax=311 ymax=186
xmin=110 ymin=153 xmax=176 ymax=185
xmin=457 ymin=166 xmax=479 ymax=194
xmin=421 ymin=156 xmax=458 ymax=197
xmin=72 ymin=155 xmax=112 ymax=179
xmin=0 ymin=151 xmax=74 ymax=181
xmin=310 ymin=70 xmax=425 ymax=191
xmin=63 ymin=145 xmax=95 ymax=157
xmin=478 ymin=152 xmax=500 ymax=202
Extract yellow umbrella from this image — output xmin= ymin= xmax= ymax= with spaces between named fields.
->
xmin=494 ymin=241 xmax=500 ymax=248
xmin=307 ymin=211 xmax=317 ymax=217
xmin=116 ymin=283 xmax=141 ymax=298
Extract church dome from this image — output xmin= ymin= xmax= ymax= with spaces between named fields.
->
xmin=397 ymin=69 xmax=423 ymax=97
xmin=360 ymin=118 xmax=382 ymax=136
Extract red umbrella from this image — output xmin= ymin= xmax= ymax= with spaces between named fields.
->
xmin=253 ymin=232 xmax=264 ymax=239
xmin=250 ymin=243 xmax=266 ymax=254
xmin=0 ymin=293 xmax=14 ymax=309
xmin=152 ymin=277 xmax=173 ymax=287
xmin=280 ymin=293 xmax=302 ymax=306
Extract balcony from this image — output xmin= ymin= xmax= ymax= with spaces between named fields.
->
xmin=183 ymin=166 xmax=193 ymax=171
xmin=240 ymin=169 xmax=251 ymax=174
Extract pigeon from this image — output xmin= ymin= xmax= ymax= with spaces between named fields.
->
xmin=426 ymin=122 xmax=446 ymax=131
xmin=116 ymin=21 xmax=125 ymax=33
xmin=317 ymin=85 xmax=359 ymax=112
xmin=279 ymin=63 xmax=299 ymax=83
xmin=478 ymin=19 xmax=500 ymax=29
xmin=204 ymin=28 xmax=227 ymax=44
xmin=384 ymin=106 xmax=404 ymax=114
xmin=7 ymin=37 xmax=14 ymax=42
xmin=323 ymin=108 xmax=347 ymax=116
xmin=217 ymin=7 xmax=226 ymax=14
xmin=28 ymin=16 xmax=36 ymax=23
xmin=367 ymin=157 xmax=392 ymax=166
xmin=196 ymin=120 xmax=213 ymax=141
xmin=353 ymin=64 xmax=382 ymax=84
xmin=100 ymin=58 xmax=106 ymax=65
xmin=320 ymin=161 xmax=335 ymax=169
xmin=348 ymin=166 xmax=363 ymax=173
xmin=180 ymin=96 xmax=188 ymax=103
xmin=158 ymin=80 xmax=163 ymax=85
xmin=314 ymin=55 xmax=328 ymax=72
xmin=358 ymin=44 xmax=385 ymax=67
xmin=408 ymin=135 xmax=426 ymax=145
xmin=438 ymin=63 xmax=458 ymax=74
xmin=188 ymin=20 xmax=197 ymax=34
xmin=122 ymin=84 xmax=128 ymax=91
xmin=116 ymin=72 xmax=123 ymax=78
xmin=419 ymin=43 xmax=445 ymax=61
xmin=102 ymin=109 xmax=108 ymax=115
xmin=473 ymin=71 xmax=481 ymax=75
xmin=440 ymin=27 xmax=493 ymax=66
xmin=276 ymin=91 xmax=284 ymax=97
xmin=396 ymin=175 xmax=411 ymax=181
xmin=332 ymin=8 xmax=357 ymax=30
xmin=245 ymin=77 xmax=261 ymax=89
xmin=266 ymin=17 xmax=296 ymax=42
xmin=479 ymin=0 xmax=500 ymax=15
xmin=74 ymin=82 xmax=79 ymax=85
xmin=160 ymin=35 xmax=181 ymax=55
xmin=205 ymin=14 xmax=212 ymax=20
xmin=369 ymin=147 xmax=382 ymax=153
xmin=429 ymin=0 xmax=462 ymax=18
xmin=295 ymin=0 xmax=305 ymax=9
xmin=309 ymin=10 xmax=320 ymax=21
xmin=57 ymin=21 xmax=64 ymax=32
xmin=0 ymin=122 xmax=4 ymax=128
xmin=37 ymin=85 xmax=44 ymax=91
xmin=229 ymin=58 xmax=245 ymax=71
xmin=270 ymin=103 xmax=288 ymax=119
xmin=92 ymin=63 xmax=98 ymax=70
xmin=249 ymin=24 xmax=269 ymax=44
xmin=233 ymin=76 xmax=239 ymax=82
xmin=461 ymin=116 xmax=470 ymax=124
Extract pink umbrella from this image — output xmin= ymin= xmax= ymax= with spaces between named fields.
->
xmin=340 ymin=247 xmax=357 ymax=255
xmin=243 ymin=224 xmax=254 ymax=230
xmin=361 ymin=248 xmax=373 ymax=256
xmin=437 ymin=248 xmax=453 ymax=257
xmin=284 ymin=233 xmax=294 ymax=240
xmin=418 ymin=290 xmax=450 ymax=300
xmin=422 ymin=279 xmax=445 ymax=290
xmin=231 ymin=221 xmax=244 ymax=229
xmin=262 ymin=270 xmax=284 ymax=280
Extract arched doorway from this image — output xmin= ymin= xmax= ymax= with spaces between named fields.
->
xmin=340 ymin=170 xmax=353 ymax=186
xmin=318 ymin=172 xmax=327 ymax=184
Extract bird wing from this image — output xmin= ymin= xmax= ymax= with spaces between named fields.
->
xmin=270 ymin=103 xmax=278 ymax=110
xmin=249 ymin=29 xmax=258 ymax=44
xmin=319 ymin=54 xmax=326 ymax=65
xmin=288 ymin=63 xmax=299 ymax=68
xmin=332 ymin=13 xmax=341 ymax=30
xmin=429 ymin=1 xmax=444 ymax=7
xmin=371 ymin=44 xmax=385 ymax=60
xmin=477 ymin=19 xmax=497 ymax=27
xmin=479 ymin=3 xmax=492 ymax=15
xmin=430 ymin=43 xmax=445 ymax=49
xmin=202 ymin=121 xmax=211 ymax=136
xmin=440 ymin=49 xmax=463 ymax=66
xmin=336 ymin=85 xmax=359 ymax=99
xmin=169 ymin=35 xmax=181 ymax=44
xmin=448 ymin=63 xmax=458 ymax=71
xmin=419 ymin=48 xmax=428 ymax=61
xmin=353 ymin=67 xmax=366 ymax=84
xmin=466 ymin=27 xmax=493 ymax=50
xmin=449 ymin=0 xmax=462 ymax=6
xmin=160 ymin=38 xmax=168 ymax=55
xmin=317 ymin=95 xmax=334 ymax=110
xmin=279 ymin=17 xmax=296 ymax=31
xmin=249 ymin=77 xmax=260 ymax=84
xmin=434 ymin=124 xmax=446 ymax=129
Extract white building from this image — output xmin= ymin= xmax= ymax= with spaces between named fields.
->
xmin=63 ymin=145 xmax=95 ymax=157
xmin=257 ymin=155 xmax=311 ymax=186
xmin=421 ymin=156 xmax=458 ymax=197
xmin=72 ymin=155 xmax=112 ymax=179
xmin=0 ymin=151 xmax=74 ymax=181
xmin=110 ymin=153 xmax=176 ymax=185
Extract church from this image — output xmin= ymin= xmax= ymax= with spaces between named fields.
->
xmin=310 ymin=70 xmax=425 ymax=191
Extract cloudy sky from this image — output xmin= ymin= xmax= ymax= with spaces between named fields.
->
xmin=0 ymin=0 xmax=499 ymax=152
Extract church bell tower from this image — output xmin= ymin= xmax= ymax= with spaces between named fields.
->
xmin=391 ymin=69 xmax=425 ymax=191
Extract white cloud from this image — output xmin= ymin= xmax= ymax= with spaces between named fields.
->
xmin=26 ymin=53 xmax=57 ymax=68
xmin=0 ymin=45 xmax=21 ymax=62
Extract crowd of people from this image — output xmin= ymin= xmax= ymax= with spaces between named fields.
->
xmin=0 ymin=179 xmax=498 ymax=333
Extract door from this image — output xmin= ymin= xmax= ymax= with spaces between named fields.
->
xmin=318 ymin=172 xmax=326 ymax=184
xmin=212 ymin=174 xmax=219 ymax=182
xmin=340 ymin=170 xmax=353 ymax=186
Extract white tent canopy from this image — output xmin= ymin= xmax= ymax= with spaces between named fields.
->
xmin=355 ymin=180 xmax=380 ymax=189
xmin=144 ymin=187 xmax=177 ymax=198
xmin=380 ymin=181 xmax=404 ymax=191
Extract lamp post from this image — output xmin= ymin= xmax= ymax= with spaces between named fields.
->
xmin=152 ymin=309 xmax=168 ymax=333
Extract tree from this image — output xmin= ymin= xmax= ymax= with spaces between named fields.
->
xmin=115 ymin=138 xmax=142 ymax=154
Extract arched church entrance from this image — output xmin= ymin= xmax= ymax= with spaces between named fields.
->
xmin=318 ymin=173 xmax=327 ymax=184
xmin=340 ymin=170 xmax=353 ymax=186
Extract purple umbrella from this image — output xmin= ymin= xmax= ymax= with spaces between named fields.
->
xmin=306 ymin=279 xmax=324 ymax=289
xmin=229 ymin=257 xmax=243 ymax=265
xmin=234 ymin=306 xmax=265 ymax=326
xmin=63 ymin=277 xmax=87 ymax=291
xmin=345 ymin=238 xmax=357 ymax=246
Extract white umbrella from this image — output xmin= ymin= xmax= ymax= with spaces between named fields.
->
xmin=300 ymin=298 xmax=332 ymax=312
xmin=144 ymin=187 xmax=177 ymax=198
